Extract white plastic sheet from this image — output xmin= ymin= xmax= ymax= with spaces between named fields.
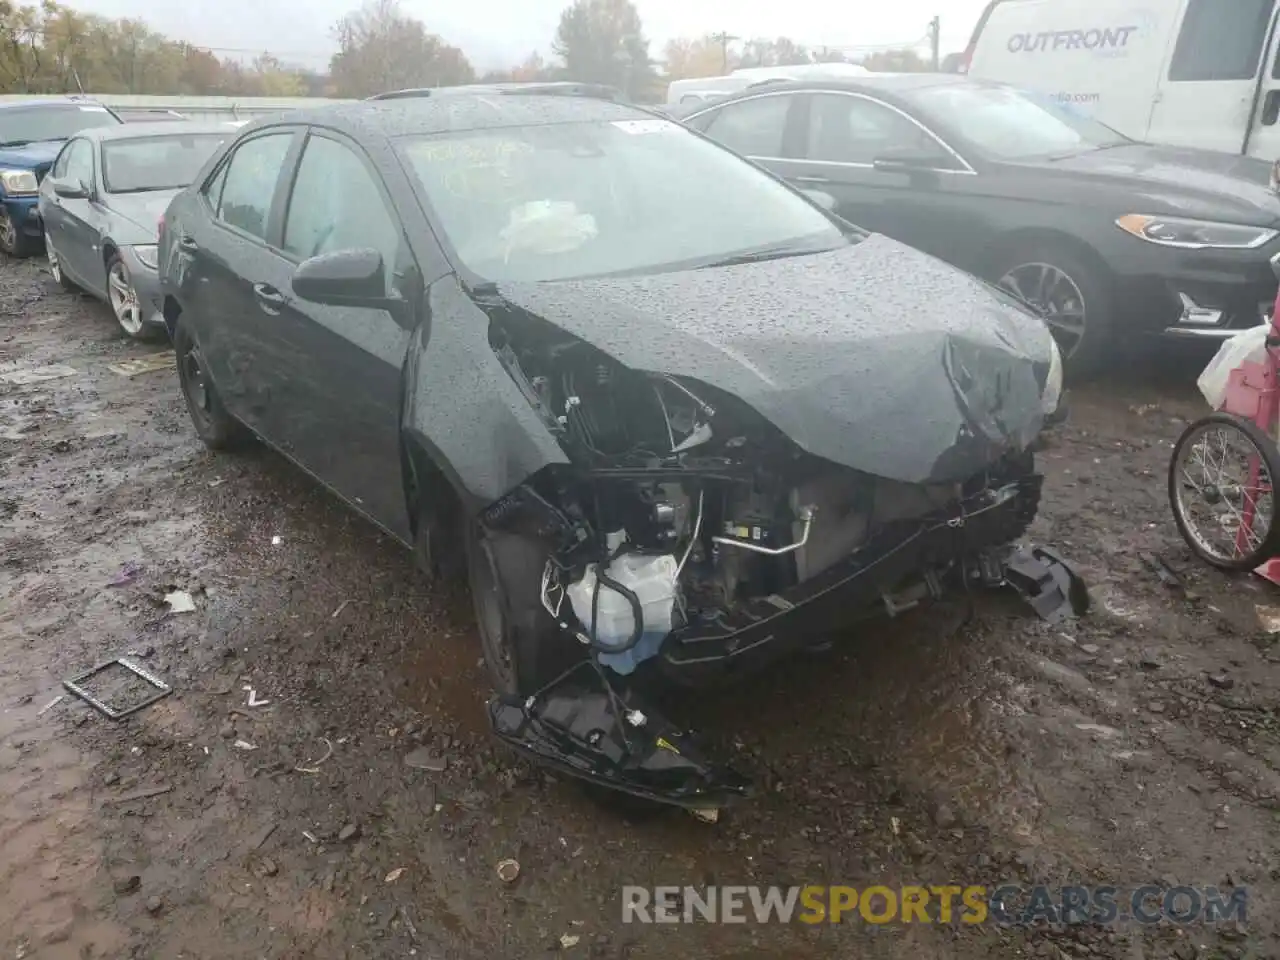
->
xmin=1198 ymin=324 xmax=1269 ymax=410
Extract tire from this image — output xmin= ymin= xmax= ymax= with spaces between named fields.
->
xmin=990 ymin=241 xmax=1113 ymax=379
xmin=106 ymin=252 xmax=164 ymax=341
xmin=0 ymin=208 xmax=39 ymax=259
xmin=465 ymin=524 xmax=577 ymax=696
xmin=1168 ymin=412 xmax=1280 ymax=571
xmin=173 ymin=319 xmax=248 ymax=451
xmin=44 ymin=234 xmax=80 ymax=292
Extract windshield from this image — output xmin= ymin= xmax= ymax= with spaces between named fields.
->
xmin=904 ymin=84 xmax=1129 ymax=160
xmin=102 ymin=134 xmax=228 ymax=193
xmin=397 ymin=117 xmax=846 ymax=282
xmin=0 ymin=104 xmax=120 ymax=147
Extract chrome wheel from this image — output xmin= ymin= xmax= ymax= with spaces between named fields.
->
xmin=1170 ymin=417 xmax=1276 ymax=567
xmin=45 ymin=235 xmax=62 ymax=282
xmin=998 ymin=262 xmax=1087 ymax=359
xmin=107 ymin=259 xmax=144 ymax=336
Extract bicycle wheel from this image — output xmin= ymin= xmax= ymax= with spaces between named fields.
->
xmin=1168 ymin=412 xmax=1280 ymax=571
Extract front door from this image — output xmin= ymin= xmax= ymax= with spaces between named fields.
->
xmin=47 ymin=137 xmax=99 ymax=288
xmin=253 ymin=129 xmax=416 ymax=540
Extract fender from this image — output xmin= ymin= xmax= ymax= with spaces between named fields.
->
xmin=399 ymin=275 xmax=568 ymax=512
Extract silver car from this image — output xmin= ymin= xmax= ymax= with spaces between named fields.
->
xmin=38 ymin=121 xmax=235 ymax=340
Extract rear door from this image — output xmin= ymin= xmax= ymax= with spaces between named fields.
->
xmin=255 ymin=128 xmax=418 ymax=539
xmin=1147 ymin=0 xmax=1277 ymax=153
xmin=174 ymin=128 xmax=301 ymax=430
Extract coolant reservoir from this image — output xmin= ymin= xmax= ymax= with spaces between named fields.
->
xmin=567 ymin=532 xmax=678 ymax=676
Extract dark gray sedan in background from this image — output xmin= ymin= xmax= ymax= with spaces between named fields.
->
xmin=38 ymin=120 xmax=234 ymax=339
xmin=676 ymin=75 xmax=1280 ymax=375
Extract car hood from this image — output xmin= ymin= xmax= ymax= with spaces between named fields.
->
xmin=1023 ymin=143 xmax=1280 ymax=226
xmin=495 ymin=233 xmax=1055 ymax=485
xmin=0 ymin=139 xmax=64 ymax=169
xmin=104 ymin=189 xmax=177 ymax=241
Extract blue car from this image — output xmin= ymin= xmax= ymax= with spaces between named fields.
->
xmin=0 ymin=97 xmax=123 ymax=258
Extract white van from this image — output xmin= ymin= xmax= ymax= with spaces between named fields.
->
xmin=666 ymin=62 xmax=871 ymax=106
xmin=963 ymin=0 xmax=1280 ymax=159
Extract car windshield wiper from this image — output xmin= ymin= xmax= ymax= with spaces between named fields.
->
xmin=697 ymin=243 xmax=837 ymax=270
xmin=0 ymin=139 xmax=32 ymax=148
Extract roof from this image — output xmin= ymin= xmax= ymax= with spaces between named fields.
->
xmin=671 ymin=73 xmax=978 ymax=117
xmin=369 ymin=81 xmax=623 ymax=101
xmin=263 ymin=94 xmax=648 ymax=137
xmin=81 ymin=120 xmax=239 ymax=142
xmin=0 ymin=96 xmax=108 ymax=111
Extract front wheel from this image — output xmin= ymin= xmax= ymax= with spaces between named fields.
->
xmin=465 ymin=526 xmax=576 ymax=696
xmin=1169 ymin=412 xmax=1280 ymax=571
xmin=0 ymin=208 xmax=39 ymax=258
xmin=992 ymin=242 xmax=1113 ymax=378
xmin=107 ymin=253 xmax=163 ymax=341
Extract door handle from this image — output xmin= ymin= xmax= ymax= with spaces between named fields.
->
xmin=1264 ymin=90 xmax=1280 ymax=127
xmin=253 ymin=283 xmax=286 ymax=311
xmin=794 ymin=175 xmax=832 ymax=184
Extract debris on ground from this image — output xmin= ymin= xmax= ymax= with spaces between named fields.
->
xmin=559 ymin=934 xmax=580 ymax=949
xmin=338 ymin=824 xmax=360 ymax=842
xmin=106 ymin=561 xmax=143 ymax=587
xmin=107 ymin=353 xmax=176 ymax=377
xmin=163 ymin=590 xmax=196 ymax=614
xmin=384 ymin=867 xmax=405 ymax=884
xmin=233 ymin=740 xmax=258 ymax=751
xmin=0 ymin=363 xmax=76 ymax=385
xmin=36 ymin=694 xmax=63 ymax=716
xmin=294 ymin=737 xmax=333 ymax=774
xmin=404 ymin=747 xmax=448 ymax=772
xmin=63 ymin=657 xmax=173 ymax=719
xmin=105 ymin=785 xmax=173 ymax=805
xmin=243 ymin=686 xmax=270 ymax=707
xmin=496 ymin=858 xmax=520 ymax=883
xmin=250 ymin=857 xmax=278 ymax=878
xmin=112 ymin=875 xmax=141 ymax=897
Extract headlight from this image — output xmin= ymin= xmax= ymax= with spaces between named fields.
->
xmin=132 ymin=244 xmax=159 ymax=270
xmin=1042 ymin=336 xmax=1064 ymax=417
xmin=0 ymin=168 xmax=39 ymax=196
xmin=1116 ymin=213 xmax=1276 ymax=250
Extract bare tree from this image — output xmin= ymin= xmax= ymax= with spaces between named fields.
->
xmin=329 ymin=0 xmax=474 ymax=98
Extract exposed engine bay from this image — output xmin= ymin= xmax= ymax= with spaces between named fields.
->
xmin=473 ymin=308 xmax=1088 ymax=815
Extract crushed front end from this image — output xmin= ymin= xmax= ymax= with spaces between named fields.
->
xmin=471 ymin=293 xmax=1082 ymax=811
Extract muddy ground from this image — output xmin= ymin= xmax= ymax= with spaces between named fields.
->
xmin=1 ymin=253 xmax=1277 ymax=960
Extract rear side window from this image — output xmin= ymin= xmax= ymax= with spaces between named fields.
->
xmin=213 ymin=133 xmax=293 ymax=241
xmin=1168 ymin=0 xmax=1274 ymax=81
xmin=700 ymin=95 xmax=792 ymax=157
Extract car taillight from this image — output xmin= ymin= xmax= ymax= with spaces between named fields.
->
xmin=157 ymin=217 xmax=165 ymax=242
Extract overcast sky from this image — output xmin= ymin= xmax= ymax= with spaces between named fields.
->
xmin=69 ymin=0 xmax=988 ymax=72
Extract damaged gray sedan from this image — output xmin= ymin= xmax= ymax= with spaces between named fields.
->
xmin=158 ymin=92 xmax=1077 ymax=811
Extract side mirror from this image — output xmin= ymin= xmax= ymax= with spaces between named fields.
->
xmin=53 ymin=178 xmax=88 ymax=200
xmin=801 ymin=188 xmax=837 ymax=212
xmin=292 ymin=247 xmax=388 ymax=306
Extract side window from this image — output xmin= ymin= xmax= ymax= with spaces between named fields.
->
xmin=282 ymin=134 xmax=401 ymax=290
xmin=202 ymin=159 xmax=229 ymax=212
xmin=805 ymin=94 xmax=952 ymax=166
xmin=52 ymin=142 xmax=72 ymax=178
xmin=700 ymin=95 xmax=791 ymax=157
xmin=1170 ymin=0 xmax=1273 ymax=82
xmin=62 ymin=139 xmax=93 ymax=185
xmin=214 ymin=133 xmax=293 ymax=241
